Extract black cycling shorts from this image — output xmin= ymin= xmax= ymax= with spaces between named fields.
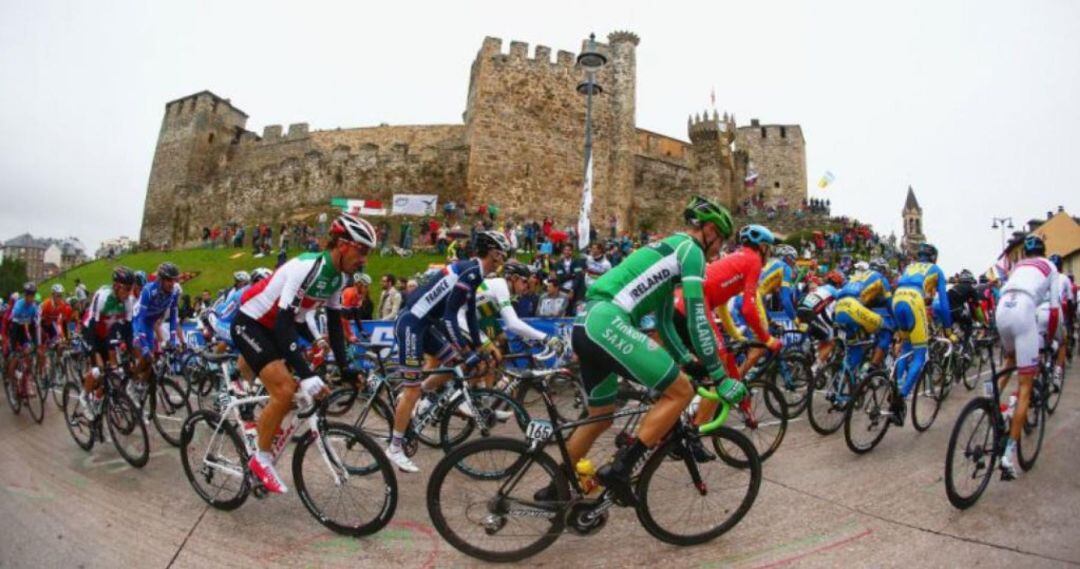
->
xmin=797 ymin=306 xmax=834 ymax=342
xmin=231 ymin=313 xmax=283 ymax=376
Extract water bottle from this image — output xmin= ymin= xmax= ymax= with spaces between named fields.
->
xmin=242 ymin=421 xmax=258 ymax=451
xmin=575 ymin=458 xmax=599 ymax=496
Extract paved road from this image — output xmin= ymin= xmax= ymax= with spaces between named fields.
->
xmin=2 ymin=365 xmax=1078 ymax=569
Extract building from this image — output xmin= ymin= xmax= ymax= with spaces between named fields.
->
xmin=1002 ymin=208 xmax=1080 ymax=276
xmin=96 ymin=236 xmax=138 ymax=259
xmin=139 ymin=32 xmax=807 ymax=248
xmin=2 ymin=234 xmax=48 ymax=282
xmin=901 ymin=186 xmax=925 ymax=256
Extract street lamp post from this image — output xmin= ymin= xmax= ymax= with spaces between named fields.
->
xmin=576 ymin=33 xmax=606 ymax=249
xmin=990 ymin=216 xmax=1015 ymax=252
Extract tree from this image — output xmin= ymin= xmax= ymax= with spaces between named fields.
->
xmin=0 ymin=259 xmax=28 ymax=298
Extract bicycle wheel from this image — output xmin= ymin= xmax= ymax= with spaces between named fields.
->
xmin=772 ymin=352 xmax=811 ymax=418
xmin=1047 ymin=368 xmax=1064 ymax=415
xmin=944 ymin=397 xmax=999 ymax=509
xmin=514 ymin=372 xmax=588 ymax=422
xmin=844 ymin=371 xmax=893 ymax=454
xmin=962 ymin=354 xmax=978 ymax=390
xmin=1017 ymin=382 xmax=1046 ymax=471
xmin=3 ymin=374 xmax=20 ymax=414
xmin=152 ymin=377 xmax=191 ymax=447
xmin=935 ymin=356 xmax=954 ymax=402
xmin=25 ymin=360 xmax=46 ymax=424
xmin=426 ymin=436 xmax=567 ymax=563
xmin=637 ymin=426 xmax=761 ymax=545
xmin=440 ymin=388 xmax=530 ymax=474
xmin=180 ymin=410 xmax=250 ymax=510
xmin=720 ymin=380 xmax=787 ymax=462
xmin=292 ymin=423 xmax=398 ymax=536
xmin=328 ymin=385 xmax=395 ymax=443
xmin=106 ymin=391 xmax=150 ymax=468
xmin=62 ymin=382 xmax=95 ymax=451
xmin=912 ymin=361 xmax=942 ymax=432
xmin=51 ymin=357 xmax=70 ymax=408
xmin=807 ymin=363 xmax=849 ymax=436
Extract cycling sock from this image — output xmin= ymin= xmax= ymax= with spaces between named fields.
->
xmin=1005 ymin=438 xmax=1017 ymax=456
xmin=615 ymin=440 xmax=648 ymax=473
xmin=390 ymin=430 xmax=405 ymax=450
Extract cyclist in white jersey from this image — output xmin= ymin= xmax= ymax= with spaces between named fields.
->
xmin=995 ymin=235 xmax=1060 ymax=479
xmin=1036 ymin=253 xmax=1072 ymax=389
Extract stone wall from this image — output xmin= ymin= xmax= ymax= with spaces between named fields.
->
xmin=735 ymin=121 xmax=806 ymax=208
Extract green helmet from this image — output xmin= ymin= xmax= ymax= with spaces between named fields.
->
xmin=684 ymin=195 xmax=734 ymax=238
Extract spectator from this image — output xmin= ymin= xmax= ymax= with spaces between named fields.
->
xmin=554 ymin=243 xmax=585 ymax=307
xmin=513 ymin=272 xmax=541 ymax=317
xmin=74 ymin=279 xmax=88 ymax=302
xmin=537 ymin=276 xmax=570 ymax=317
xmin=404 ymin=279 xmax=419 ymax=301
xmin=342 ymin=272 xmax=375 ymax=321
xmin=377 ymin=274 xmax=403 ymax=320
xmin=584 ymin=242 xmax=612 ymax=288
xmin=179 ymin=294 xmax=194 ymax=320
xmin=277 ymin=247 xmax=288 ymax=268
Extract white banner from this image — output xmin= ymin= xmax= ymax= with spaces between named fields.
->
xmin=577 ymin=154 xmax=593 ymax=250
xmin=391 ymin=194 xmax=439 ymax=216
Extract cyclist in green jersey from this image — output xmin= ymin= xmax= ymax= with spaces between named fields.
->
xmin=557 ymin=195 xmax=746 ymax=505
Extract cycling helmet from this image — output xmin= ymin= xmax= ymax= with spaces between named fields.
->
xmin=134 ymin=270 xmax=148 ymax=286
xmin=51 ymin=283 xmax=64 ymax=295
xmin=251 ymin=267 xmax=272 ymax=283
xmin=157 ymin=262 xmax=180 ymax=281
xmin=112 ymin=266 xmax=135 ymax=285
xmin=233 ymin=270 xmax=251 ymax=284
xmin=330 ymin=213 xmax=377 ymax=249
xmin=23 ymin=282 xmax=37 ymax=296
xmin=916 ymin=243 xmax=938 ymax=263
xmin=1022 ymin=235 xmax=1045 ymax=256
xmin=502 ymin=261 xmax=531 ymax=279
xmin=869 ymin=257 xmax=889 ymax=275
xmin=774 ymin=244 xmax=797 ymax=260
xmin=853 ymin=261 xmax=870 ymax=272
xmin=737 ymin=225 xmax=776 ymax=248
xmin=957 ymin=269 xmax=976 ymax=284
xmin=683 ymin=195 xmax=734 ymax=238
xmin=1049 ymin=253 xmax=1063 ymax=271
xmin=352 ymin=272 xmax=372 ymax=286
xmin=825 ymin=270 xmax=845 ymax=287
xmin=476 ymin=230 xmax=512 ymax=256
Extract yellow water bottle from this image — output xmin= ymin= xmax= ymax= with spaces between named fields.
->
xmin=575 ymin=458 xmax=598 ymax=495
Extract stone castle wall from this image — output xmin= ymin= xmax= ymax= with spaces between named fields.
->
xmin=140 ymin=33 xmax=807 ymax=248
xmin=735 ymin=122 xmax=806 ymax=207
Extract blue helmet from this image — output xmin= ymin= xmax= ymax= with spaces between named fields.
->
xmin=738 ymin=225 xmax=776 ymax=248
xmin=1023 ymin=235 xmax=1045 ymax=257
xmin=916 ymin=243 xmax=938 ymax=263
xmin=134 ymin=270 xmax=148 ymax=287
xmin=1048 ymin=253 xmax=1063 ymax=271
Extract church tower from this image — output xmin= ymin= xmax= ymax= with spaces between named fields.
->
xmin=901 ymin=185 xmax=925 ymax=255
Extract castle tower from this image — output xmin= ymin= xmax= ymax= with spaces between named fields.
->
xmin=140 ymin=91 xmax=248 ymax=247
xmin=901 ymin=185 xmax=925 ymax=255
xmin=688 ymin=110 xmax=740 ymax=209
xmin=734 ymin=119 xmax=807 ymax=208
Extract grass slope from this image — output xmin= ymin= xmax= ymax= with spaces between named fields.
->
xmin=44 ymin=249 xmax=448 ymax=298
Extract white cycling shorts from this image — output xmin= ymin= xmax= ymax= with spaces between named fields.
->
xmin=1035 ymin=303 xmax=1064 ymax=348
xmin=996 ymin=290 xmax=1039 ymax=373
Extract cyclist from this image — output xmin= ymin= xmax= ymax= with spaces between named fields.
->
xmin=726 ymin=237 xmax=795 ymax=376
xmin=204 ymin=267 xmax=272 ymax=346
xmin=79 ymin=267 xmax=136 ymax=414
xmin=834 ymin=259 xmax=894 ymax=373
xmin=460 ymin=260 xmax=565 ymax=357
xmin=231 ymin=214 xmax=373 ymax=493
xmin=996 ymin=235 xmax=1060 ymax=479
xmin=762 ymin=244 xmax=799 ymax=323
xmin=947 ymin=270 xmax=986 ymax=339
xmin=892 ymin=244 xmax=951 ymax=426
xmin=5 ymin=283 xmax=42 ymax=382
xmin=1038 ymin=254 xmax=1072 ymax=388
xmin=559 ymin=196 xmax=744 ymax=505
xmin=798 ymin=270 xmax=846 ymax=370
xmin=40 ymin=284 xmax=73 ymax=345
xmin=130 ymin=262 xmax=185 ymax=399
xmin=387 ymin=230 xmax=510 ymax=473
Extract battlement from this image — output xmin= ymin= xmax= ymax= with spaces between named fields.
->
xmin=607 ymin=30 xmax=640 ymax=46
xmin=164 ymin=90 xmax=248 ymax=119
xmin=476 ymin=35 xmax=622 ymax=71
xmin=687 ymin=110 xmax=736 ymax=142
xmin=738 ymin=120 xmax=803 ymax=142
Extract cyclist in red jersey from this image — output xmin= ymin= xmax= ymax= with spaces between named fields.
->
xmin=40 ymin=284 xmax=72 ymax=344
xmin=674 ymin=225 xmax=783 ymax=427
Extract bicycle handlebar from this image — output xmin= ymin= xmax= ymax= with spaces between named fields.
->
xmin=694 ymin=387 xmax=732 ymax=435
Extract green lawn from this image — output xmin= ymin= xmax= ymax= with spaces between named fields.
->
xmin=44 ymin=248 xmax=449 ymax=298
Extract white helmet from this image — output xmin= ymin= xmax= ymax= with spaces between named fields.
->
xmin=774 ymin=244 xmax=797 ymax=260
xmin=353 ymin=272 xmax=372 ymax=286
xmin=51 ymin=283 xmax=65 ymax=294
xmin=251 ymin=267 xmax=273 ymax=283
xmin=854 ymin=261 xmax=870 ymax=272
xmin=476 ymin=230 xmax=512 ymax=255
xmin=233 ymin=270 xmax=251 ymax=284
xmin=331 ymin=213 xmax=377 ymax=249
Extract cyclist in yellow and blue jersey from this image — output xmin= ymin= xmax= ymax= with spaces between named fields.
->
xmin=892 ymin=243 xmax=952 ymax=425
xmin=834 ymin=259 xmax=894 ymax=371
xmin=760 ymin=244 xmax=799 ymax=322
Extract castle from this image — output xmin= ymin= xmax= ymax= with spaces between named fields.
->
xmin=139 ymin=32 xmax=807 ymax=247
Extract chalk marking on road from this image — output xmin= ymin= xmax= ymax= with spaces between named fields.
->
xmin=3 ymin=479 xmax=55 ymax=501
xmin=699 ymin=519 xmax=865 ymax=568
xmin=256 ymin=519 xmax=440 ymax=568
xmin=166 ymin=504 xmax=210 ymax=569
xmin=750 ymin=528 xmax=874 ymax=569
xmin=75 ymin=448 xmax=172 ymax=474
xmin=763 ymin=475 xmax=1080 ymax=566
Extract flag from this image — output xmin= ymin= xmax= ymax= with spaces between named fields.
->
xmin=331 ymin=197 xmax=387 ymax=216
xmin=817 ymin=171 xmax=836 ymax=189
xmin=578 ymin=154 xmax=594 ymax=251
xmin=744 ymin=168 xmax=759 ymax=188
xmin=710 ymin=87 xmax=716 ymax=108
xmin=993 ymin=253 xmax=1012 ymax=281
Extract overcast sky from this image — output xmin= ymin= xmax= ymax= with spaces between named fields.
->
xmin=1 ymin=0 xmax=1077 ymax=271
